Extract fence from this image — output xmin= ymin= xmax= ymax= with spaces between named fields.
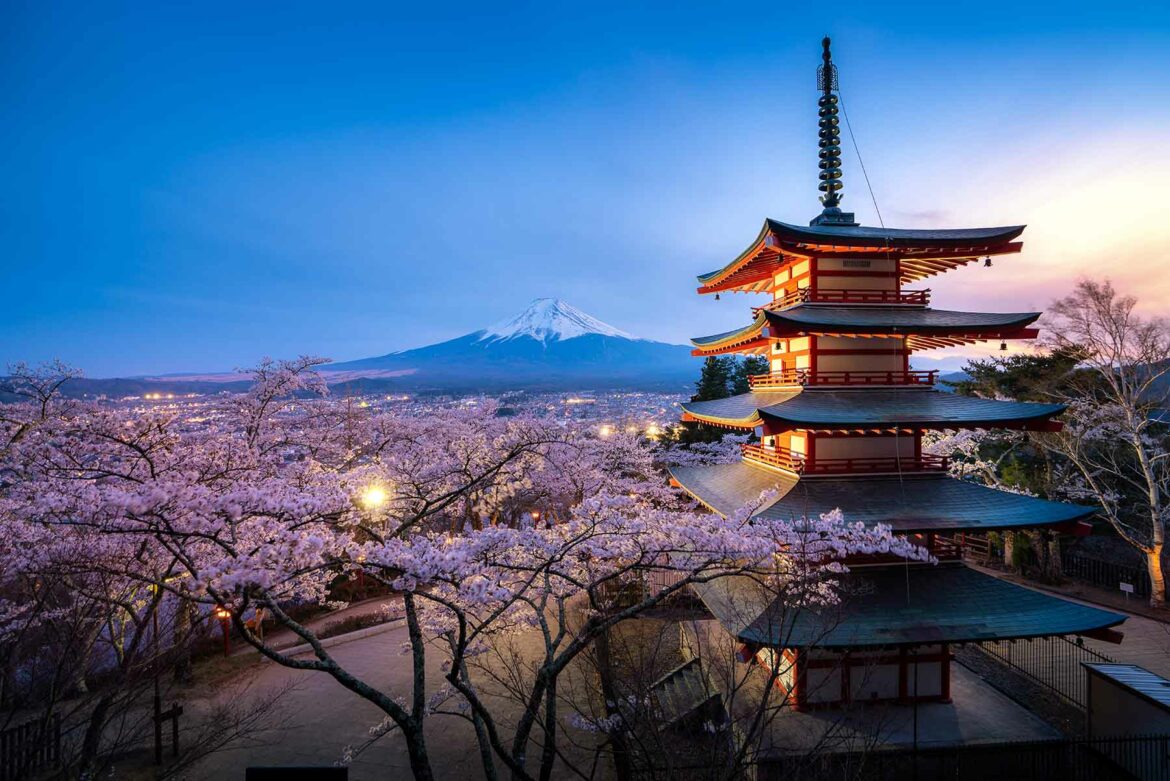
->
xmin=0 ymin=714 xmax=61 ymax=781
xmin=763 ymin=734 xmax=1170 ymax=781
xmin=1063 ymin=551 xmax=1152 ymax=599
xmin=970 ymin=634 xmax=1115 ymax=709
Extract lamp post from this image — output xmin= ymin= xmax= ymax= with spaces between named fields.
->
xmin=214 ymin=607 xmax=231 ymax=657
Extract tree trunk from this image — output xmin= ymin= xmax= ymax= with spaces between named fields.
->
xmin=172 ymin=596 xmax=194 ymax=685
xmin=1003 ymin=532 xmax=1015 ymax=568
xmin=403 ymin=721 xmax=436 ymax=781
xmin=77 ymin=692 xmax=114 ymax=777
xmin=1027 ymin=530 xmax=1049 ymax=579
xmin=1147 ymin=546 xmax=1166 ymax=608
xmin=592 ymin=628 xmax=633 ymax=780
xmin=1046 ymin=535 xmax=1063 ymax=582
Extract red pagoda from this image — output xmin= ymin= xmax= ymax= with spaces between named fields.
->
xmin=670 ymin=38 xmax=1126 ymax=710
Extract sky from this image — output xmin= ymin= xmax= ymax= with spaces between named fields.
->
xmin=3 ymin=1 xmax=1170 ymax=377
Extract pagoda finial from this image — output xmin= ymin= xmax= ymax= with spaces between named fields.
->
xmin=811 ymin=36 xmax=857 ymax=226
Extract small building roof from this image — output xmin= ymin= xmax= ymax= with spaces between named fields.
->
xmin=1083 ymin=664 xmax=1170 ymax=710
xmin=694 ymin=563 xmax=1126 ymax=648
xmin=680 ymin=390 xmax=1065 ymax=431
xmin=668 ymin=461 xmax=1096 ymax=531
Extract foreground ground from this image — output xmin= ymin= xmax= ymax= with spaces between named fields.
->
xmin=174 ymin=572 xmax=1170 ymax=779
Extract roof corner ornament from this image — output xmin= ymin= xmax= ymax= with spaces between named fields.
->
xmin=811 ymin=36 xmax=858 ymax=227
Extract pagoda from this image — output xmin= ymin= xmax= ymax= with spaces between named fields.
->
xmin=670 ymin=38 xmax=1126 ymax=710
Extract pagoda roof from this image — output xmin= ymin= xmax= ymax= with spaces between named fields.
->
xmin=669 ymin=461 xmax=1095 ymax=532
xmin=693 ymin=563 xmax=1125 ymax=648
xmin=761 ymin=306 xmax=1041 ymax=336
xmin=697 ymin=219 xmax=1025 ymax=294
xmin=690 ymin=312 xmax=771 ymax=355
xmin=691 ymin=307 xmax=1043 ymax=354
xmin=680 ymin=389 xmax=1065 ymax=431
xmin=765 ymin=219 xmax=1024 ymax=247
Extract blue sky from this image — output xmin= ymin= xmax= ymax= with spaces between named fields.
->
xmin=3 ymin=1 xmax=1170 ymax=376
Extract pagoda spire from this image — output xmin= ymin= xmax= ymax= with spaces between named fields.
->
xmin=811 ymin=36 xmax=858 ymax=227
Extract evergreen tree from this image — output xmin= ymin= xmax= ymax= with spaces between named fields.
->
xmin=691 ymin=356 xmax=733 ymax=402
xmin=730 ymin=355 xmax=770 ymax=395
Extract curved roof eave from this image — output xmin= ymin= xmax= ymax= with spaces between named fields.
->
xmin=690 ymin=311 xmax=769 ymax=349
xmin=762 ymin=307 xmax=1042 ymax=335
xmin=765 ymin=218 xmax=1027 ymax=248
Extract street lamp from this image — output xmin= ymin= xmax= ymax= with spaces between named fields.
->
xmin=214 ymin=607 xmax=232 ymax=657
xmin=360 ymin=484 xmax=388 ymax=509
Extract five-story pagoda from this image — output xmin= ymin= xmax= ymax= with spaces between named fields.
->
xmin=670 ymin=38 xmax=1126 ymax=710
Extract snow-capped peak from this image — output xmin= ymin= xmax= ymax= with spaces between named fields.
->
xmin=480 ymin=298 xmax=634 ymax=343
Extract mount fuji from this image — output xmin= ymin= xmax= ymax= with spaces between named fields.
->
xmin=321 ymin=298 xmax=697 ymax=391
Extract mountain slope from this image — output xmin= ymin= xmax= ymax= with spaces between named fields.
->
xmin=323 ymin=298 xmax=696 ymax=391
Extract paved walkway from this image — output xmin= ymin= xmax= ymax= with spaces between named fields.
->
xmin=759 ymin=663 xmax=1058 ymax=756
xmin=183 ymin=619 xmax=601 ymax=781
xmin=972 ymin=564 xmax=1170 ymax=678
xmin=229 ymin=595 xmax=404 ymax=657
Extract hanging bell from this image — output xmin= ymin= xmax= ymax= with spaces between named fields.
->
xmin=984 ymin=256 xmax=993 ymax=267
xmin=715 ymin=293 xmax=721 ymax=301
xmin=999 ymin=340 xmax=1007 ymax=351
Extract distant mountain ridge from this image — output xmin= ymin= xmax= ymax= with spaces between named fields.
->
xmin=479 ymin=298 xmax=633 ymax=342
xmin=321 ymin=298 xmax=695 ymax=391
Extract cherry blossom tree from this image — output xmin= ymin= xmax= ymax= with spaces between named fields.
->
xmin=1 ymin=359 xmax=927 ymax=780
xmin=1042 ymin=280 xmax=1170 ymax=606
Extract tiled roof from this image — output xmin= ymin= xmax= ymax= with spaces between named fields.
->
xmin=680 ymin=389 xmax=1065 ymax=429
xmin=669 ymin=461 xmax=799 ymax=516
xmin=764 ymin=218 xmax=1026 ymax=247
xmin=696 ymin=219 xmax=1026 ymax=286
xmin=693 ymin=563 xmax=1126 ymax=648
xmin=690 ymin=312 xmax=768 ymax=348
xmin=668 ymin=462 xmax=1095 ymax=531
xmin=763 ymin=306 xmax=1041 ymax=335
xmin=680 ymin=391 xmax=796 ymax=426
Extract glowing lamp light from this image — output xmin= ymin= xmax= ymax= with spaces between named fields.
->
xmin=645 ymin=424 xmax=663 ymax=438
xmin=214 ymin=607 xmax=231 ymax=620
xmin=598 ymin=424 xmax=614 ymax=438
xmin=361 ymin=485 xmax=389 ymax=509
xmin=531 ymin=510 xmax=541 ymax=521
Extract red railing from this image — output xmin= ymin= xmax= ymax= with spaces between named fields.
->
xmin=748 ymin=369 xmax=937 ymax=389
xmin=741 ymin=443 xmax=948 ymax=476
xmin=767 ymin=288 xmax=930 ymax=310
xmin=928 ymin=535 xmax=964 ymax=561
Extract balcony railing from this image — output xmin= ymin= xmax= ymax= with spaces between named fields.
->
xmin=767 ymin=288 xmax=930 ymax=310
xmin=741 ymin=443 xmax=948 ymax=476
xmin=748 ymin=369 xmax=937 ymax=389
